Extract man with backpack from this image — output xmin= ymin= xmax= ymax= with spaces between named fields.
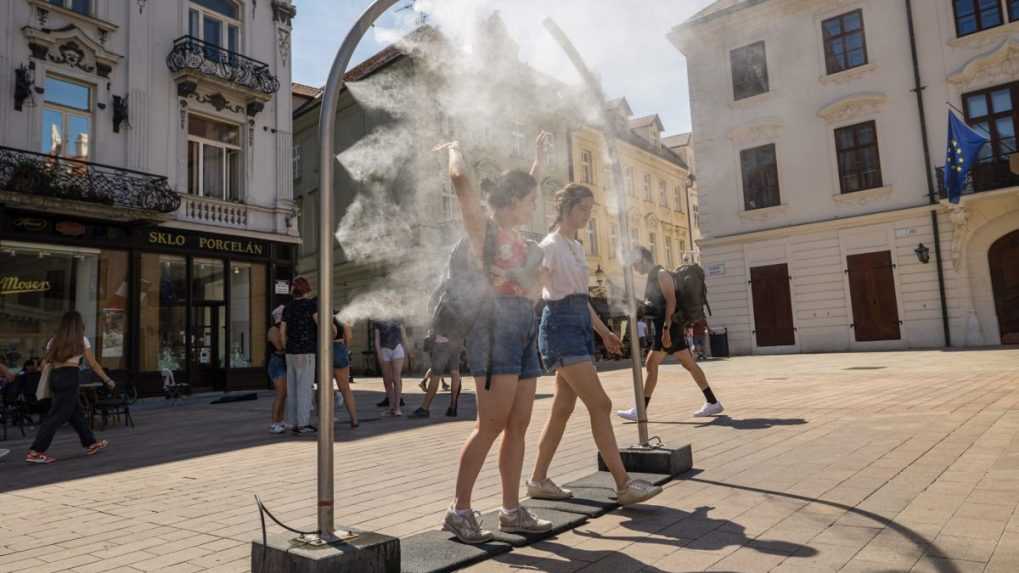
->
xmin=617 ymin=247 xmax=723 ymax=421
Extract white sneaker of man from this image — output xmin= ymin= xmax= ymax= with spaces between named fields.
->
xmin=693 ymin=402 xmax=724 ymax=417
xmin=615 ymin=406 xmax=639 ymax=422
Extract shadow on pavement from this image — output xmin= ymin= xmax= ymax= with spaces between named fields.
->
xmin=624 ymin=415 xmax=808 ymax=430
xmin=0 ymin=387 xmax=555 ymax=494
xmin=486 ymin=538 xmax=662 ymax=572
xmin=685 ymin=477 xmax=960 ymax=573
xmin=573 ymin=505 xmax=817 ymax=558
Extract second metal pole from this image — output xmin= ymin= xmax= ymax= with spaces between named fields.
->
xmin=543 ymin=18 xmax=649 ymax=446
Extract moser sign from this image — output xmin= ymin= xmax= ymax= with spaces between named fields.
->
xmin=146 ymin=231 xmax=266 ymax=256
xmin=1 ymin=276 xmax=51 ymax=295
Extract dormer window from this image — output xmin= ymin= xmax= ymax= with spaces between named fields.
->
xmin=49 ymin=0 xmax=91 ymax=16
xmin=189 ymin=0 xmax=241 ymax=54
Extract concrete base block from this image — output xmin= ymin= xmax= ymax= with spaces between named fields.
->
xmin=251 ymin=530 xmax=399 ymax=573
xmin=597 ymin=445 xmax=693 ymax=477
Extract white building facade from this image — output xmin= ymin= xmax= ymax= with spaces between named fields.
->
xmin=0 ymin=0 xmax=298 ymax=393
xmin=671 ymin=0 xmax=1019 ymax=355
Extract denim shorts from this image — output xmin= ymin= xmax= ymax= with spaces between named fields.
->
xmin=466 ymin=296 xmax=542 ymax=380
xmin=267 ymin=353 xmax=286 ymax=381
xmin=539 ymin=294 xmax=595 ymax=370
xmin=332 ymin=341 xmax=351 ymax=369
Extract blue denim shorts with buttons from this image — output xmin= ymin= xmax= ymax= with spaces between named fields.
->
xmin=466 ymin=296 xmax=542 ymax=381
xmin=539 ymin=294 xmax=595 ymax=370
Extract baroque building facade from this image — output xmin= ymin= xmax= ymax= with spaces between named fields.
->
xmin=0 ymin=0 xmax=298 ymax=393
xmin=671 ymin=0 xmax=1019 ymax=355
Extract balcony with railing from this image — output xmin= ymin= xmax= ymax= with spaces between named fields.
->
xmin=0 ymin=145 xmax=180 ymax=219
xmin=937 ymin=161 xmax=1019 ymax=200
xmin=166 ymin=36 xmax=280 ymax=99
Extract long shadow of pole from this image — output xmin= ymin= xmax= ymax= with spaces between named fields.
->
xmin=686 ymin=477 xmax=960 ymax=573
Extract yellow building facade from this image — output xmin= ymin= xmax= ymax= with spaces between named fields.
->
xmin=566 ymin=116 xmax=694 ymax=299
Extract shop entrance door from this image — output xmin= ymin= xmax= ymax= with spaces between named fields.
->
xmin=989 ymin=229 xmax=1019 ymax=345
xmin=191 ymin=302 xmax=226 ymax=390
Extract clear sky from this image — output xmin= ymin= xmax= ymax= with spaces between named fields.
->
xmin=291 ymin=0 xmax=716 ymax=137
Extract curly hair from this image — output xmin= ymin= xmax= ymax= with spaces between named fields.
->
xmin=481 ymin=169 xmax=537 ymax=210
xmin=549 ymin=184 xmax=595 ymax=231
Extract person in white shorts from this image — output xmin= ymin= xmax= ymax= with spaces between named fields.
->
xmin=374 ymin=320 xmax=407 ymax=417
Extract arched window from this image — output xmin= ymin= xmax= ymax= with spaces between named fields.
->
xmin=189 ymin=0 xmax=241 ymax=54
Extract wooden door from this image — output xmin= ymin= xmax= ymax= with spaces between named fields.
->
xmin=989 ymin=229 xmax=1019 ymax=345
xmin=847 ymin=251 xmax=901 ymax=341
xmin=750 ymin=263 xmax=795 ymax=347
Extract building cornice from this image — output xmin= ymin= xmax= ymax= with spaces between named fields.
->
xmin=703 ymin=203 xmax=936 ymax=246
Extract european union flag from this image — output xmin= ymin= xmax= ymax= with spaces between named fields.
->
xmin=945 ymin=111 xmax=989 ymax=204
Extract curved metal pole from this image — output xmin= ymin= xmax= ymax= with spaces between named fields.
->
xmin=316 ymin=0 xmax=400 ymax=541
xmin=543 ymin=18 xmax=650 ymax=446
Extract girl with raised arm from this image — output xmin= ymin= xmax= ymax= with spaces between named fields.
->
xmin=440 ymin=133 xmax=553 ymax=544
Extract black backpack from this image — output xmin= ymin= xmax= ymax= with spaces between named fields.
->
xmin=670 ymin=263 xmax=712 ymax=327
xmin=429 ymin=224 xmax=496 ymax=341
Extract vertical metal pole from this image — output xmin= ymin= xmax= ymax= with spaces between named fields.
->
xmin=316 ymin=0 xmax=401 ymax=541
xmin=543 ymin=18 xmax=649 ymax=446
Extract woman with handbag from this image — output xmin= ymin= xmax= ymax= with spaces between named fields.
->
xmin=26 ymin=311 xmax=114 ymax=464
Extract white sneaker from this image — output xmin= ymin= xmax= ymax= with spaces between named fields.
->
xmin=526 ymin=478 xmax=573 ymax=500
xmin=616 ymin=406 xmax=638 ymax=422
xmin=0 ymin=448 xmax=9 ymax=460
xmin=269 ymin=423 xmax=285 ymax=434
xmin=693 ymin=402 xmax=724 ymax=417
xmin=498 ymin=506 xmax=553 ymax=534
xmin=617 ymin=479 xmax=662 ymax=506
xmin=442 ymin=506 xmax=493 ymax=544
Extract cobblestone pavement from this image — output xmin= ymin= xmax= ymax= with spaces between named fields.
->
xmin=1 ymin=349 xmax=1017 ymax=572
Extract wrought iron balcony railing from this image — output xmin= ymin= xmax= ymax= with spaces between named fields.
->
xmin=936 ymin=161 xmax=1019 ymax=199
xmin=0 ymin=145 xmax=181 ymax=213
xmin=166 ymin=36 xmax=280 ymax=96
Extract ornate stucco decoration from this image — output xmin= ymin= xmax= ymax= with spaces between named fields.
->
xmin=947 ymin=21 xmax=1019 ymax=50
xmin=644 ymin=213 xmax=660 ymax=230
xmin=831 ymin=186 xmax=893 ymax=207
xmin=22 ymin=24 xmax=122 ymax=78
xmin=818 ymin=63 xmax=878 ymax=86
xmin=727 ymin=118 xmax=784 ymax=146
xmin=948 ymin=39 xmax=1019 ymax=91
xmin=278 ymin=27 xmax=291 ymax=67
xmin=272 ymin=0 xmax=297 ymax=27
xmin=738 ymin=203 xmax=788 ymax=223
xmin=816 ymin=93 xmax=887 ymax=124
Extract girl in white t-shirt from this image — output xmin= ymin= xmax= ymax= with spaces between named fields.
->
xmin=26 ymin=311 xmax=114 ymax=464
xmin=528 ymin=184 xmax=662 ymax=507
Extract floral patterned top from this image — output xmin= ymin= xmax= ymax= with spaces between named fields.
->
xmin=488 ymin=223 xmax=541 ymax=298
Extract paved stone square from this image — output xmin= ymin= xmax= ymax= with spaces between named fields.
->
xmin=1 ymin=349 xmax=1017 ymax=572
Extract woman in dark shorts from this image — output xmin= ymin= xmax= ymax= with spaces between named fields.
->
xmin=267 ymin=305 xmax=287 ymax=434
xmin=332 ymin=313 xmax=358 ymax=428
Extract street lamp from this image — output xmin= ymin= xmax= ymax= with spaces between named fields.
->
xmin=594 ymin=264 xmax=606 ymax=287
xmin=914 ymin=243 xmax=930 ymax=264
